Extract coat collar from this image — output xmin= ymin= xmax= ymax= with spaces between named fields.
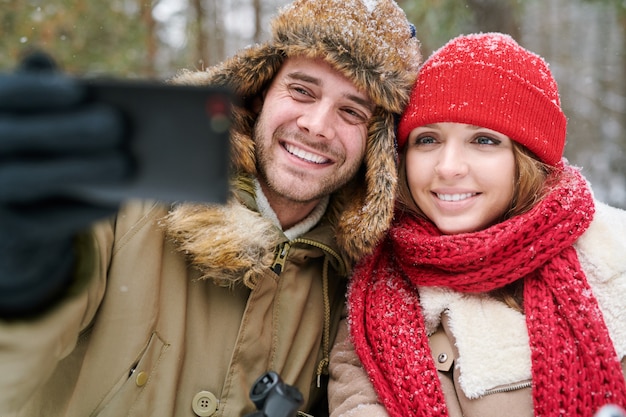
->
xmin=162 ymin=175 xmax=345 ymax=289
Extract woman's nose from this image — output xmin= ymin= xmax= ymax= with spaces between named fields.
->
xmin=434 ymin=144 xmax=469 ymax=178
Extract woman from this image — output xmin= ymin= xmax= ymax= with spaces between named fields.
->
xmin=328 ymin=33 xmax=626 ymax=417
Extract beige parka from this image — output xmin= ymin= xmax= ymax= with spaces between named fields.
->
xmin=0 ymin=178 xmax=351 ymax=417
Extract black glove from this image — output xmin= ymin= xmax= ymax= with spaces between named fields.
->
xmin=0 ymin=51 xmax=133 ymax=317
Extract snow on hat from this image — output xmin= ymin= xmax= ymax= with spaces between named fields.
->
xmin=271 ymin=0 xmax=421 ymax=114
xmin=397 ymin=32 xmax=566 ymax=166
xmin=173 ymin=0 xmax=422 ymax=261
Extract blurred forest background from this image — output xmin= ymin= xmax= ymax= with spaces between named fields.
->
xmin=1 ymin=0 xmax=625 ymax=208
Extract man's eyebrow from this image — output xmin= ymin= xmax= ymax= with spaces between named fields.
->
xmin=287 ymin=71 xmax=320 ymax=85
xmin=286 ymin=71 xmax=374 ymax=111
xmin=346 ymin=93 xmax=375 ymax=112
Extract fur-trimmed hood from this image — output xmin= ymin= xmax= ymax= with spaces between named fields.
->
xmin=169 ymin=0 xmax=421 ymax=265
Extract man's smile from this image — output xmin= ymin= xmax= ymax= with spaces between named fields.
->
xmin=283 ymin=142 xmax=331 ymax=164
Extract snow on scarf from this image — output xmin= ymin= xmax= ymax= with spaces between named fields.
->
xmin=348 ymin=163 xmax=626 ymax=417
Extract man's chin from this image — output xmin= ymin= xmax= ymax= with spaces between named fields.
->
xmin=264 ymin=179 xmax=326 ymax=203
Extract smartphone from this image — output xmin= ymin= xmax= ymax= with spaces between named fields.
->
xmin=70 ymin=77 xmax=233 ymax=204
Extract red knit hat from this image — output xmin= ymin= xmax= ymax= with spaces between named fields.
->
xmin=397 ymin=33 xmax=567 ymax=166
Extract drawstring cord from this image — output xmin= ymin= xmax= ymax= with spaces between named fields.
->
xmin=316 ymin=256 xmax=331 ymax=388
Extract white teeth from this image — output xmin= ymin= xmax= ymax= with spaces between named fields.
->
xmin=284 ymin=143 xmax=328 ymax=164
xmin=436 ymin=193 xmax=476 ymax=202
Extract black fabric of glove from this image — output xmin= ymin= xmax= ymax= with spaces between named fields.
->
xmin=0 ymin=51 xmax=133 ymax=317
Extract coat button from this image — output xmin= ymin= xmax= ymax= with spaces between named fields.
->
xmin=192 ymin=391 xmax=218 ymax=416
xmin=135 ymin=371 xmax=148 ymax=387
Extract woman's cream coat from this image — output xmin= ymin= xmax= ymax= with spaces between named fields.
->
xmin=329 ymin=201 xmax=626 ymax=417
xmin=0 ymin=182 xmax=350 ymax=417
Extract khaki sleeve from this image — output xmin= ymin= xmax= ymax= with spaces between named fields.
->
xmin=0 ymin=219 xmax=113 ymax=415
xmin=328 ymin=309 xmax=389 ymax=417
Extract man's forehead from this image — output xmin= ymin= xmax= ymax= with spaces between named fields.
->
xmin=279 ymin=56 xmax=373 ymax=106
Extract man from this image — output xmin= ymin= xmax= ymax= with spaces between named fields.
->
xmin=0 ymin=0 xmax=421 ymax=415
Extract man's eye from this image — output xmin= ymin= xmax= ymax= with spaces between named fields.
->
xmin=342 ymin=108 xmax=368 ymax=124
xmin=290 ymin=86 xmax=313 ymax=98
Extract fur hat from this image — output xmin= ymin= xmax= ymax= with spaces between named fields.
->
xmin=173 ymin=0 xmax=421 ymax=261
xmin=397 ymin=32 xmax=566 ymax=166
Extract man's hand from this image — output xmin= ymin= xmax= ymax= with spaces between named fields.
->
xmin=0 ymin=51 xmax=133 ymax=317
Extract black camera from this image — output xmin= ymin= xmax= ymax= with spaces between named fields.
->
xmin=245 ymin=371 xmax=304 ymax=417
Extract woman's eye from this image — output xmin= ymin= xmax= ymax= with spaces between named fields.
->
xmin=416 ymin=135 xmax=436 ymax=145
xmin=475 ymin=135 xmax=500 ymax=145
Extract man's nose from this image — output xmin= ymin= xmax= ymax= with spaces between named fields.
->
xmin=296 ymin=102 xmax=335 ymax=139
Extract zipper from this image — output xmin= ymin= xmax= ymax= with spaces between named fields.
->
xmin=269 ymin=237 xmax=346 ymax=394
xmin=271 ymin=238 xmax=346 ymax=276
xmin=271 ymin=242 xmax=291 ymax=275
xmin=484 ymin=380 xmax=532 ymax=395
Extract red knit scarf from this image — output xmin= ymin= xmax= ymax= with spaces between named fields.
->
xmin=349 ymin=164 xmax=626 ymax=417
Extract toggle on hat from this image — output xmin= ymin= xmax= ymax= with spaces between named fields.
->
xmin=397 ymin=32 xmax=566 ymax=166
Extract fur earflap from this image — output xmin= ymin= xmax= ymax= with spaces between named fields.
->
xmin=334 ymin=110 xmax=399 ymax=259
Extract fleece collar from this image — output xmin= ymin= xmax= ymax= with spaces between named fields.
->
xmin=253 ymin=178 xmax=329 ymax=240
